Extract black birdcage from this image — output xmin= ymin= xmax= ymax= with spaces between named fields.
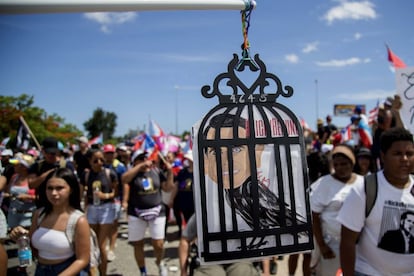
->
xmin=193 ymin=53 xmax=313 ymax=263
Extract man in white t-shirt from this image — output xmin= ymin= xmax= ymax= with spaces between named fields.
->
xmin=337 ymin=127 xmax=414 ymax=276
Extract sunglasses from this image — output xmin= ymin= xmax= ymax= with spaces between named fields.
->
xmin=93 ymin=158 xmax=105 ymax=164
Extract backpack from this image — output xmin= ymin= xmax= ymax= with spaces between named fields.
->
xmin=364 ymin=173 xmax=378 ymax=217
xmin=66 ymin=210 xmax=101 ymax=268
xmin=37 ymin=208 xmax=101 ymax=268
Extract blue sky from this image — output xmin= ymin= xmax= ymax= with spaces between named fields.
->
xmin=1 ymin=0 xmax=413 ymax=137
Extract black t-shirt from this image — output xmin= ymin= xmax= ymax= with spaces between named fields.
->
xmin=174 ymin=168 xmax=194 ymax=210
xmin=127 ymin=169 xmax=166 ymax=216
xmin=73 ymin=150 xmax=90 ymax=178
xmin=81 ymin=168 xmax=117 ymax=204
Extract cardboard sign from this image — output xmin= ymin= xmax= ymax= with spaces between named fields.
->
xmin=396 ymin=67 xmax=414 ymax=134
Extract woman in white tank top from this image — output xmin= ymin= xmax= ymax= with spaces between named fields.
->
xmin=10 ymin=168 xmax=91 ymax=276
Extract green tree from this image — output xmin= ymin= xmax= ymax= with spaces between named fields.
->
xmin=83 ymin=107 xmax=117 ymax=141
xmin=0 ymin=94 xmax=82 ymax=148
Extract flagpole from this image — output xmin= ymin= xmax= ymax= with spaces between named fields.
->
xmin=0 ymin=0 xmax=256 ymax=14
xmin=19 ymin=116 xmax=42 ymax=150
xmin=315 ymin=79 xmax=319 ymax=121
xmin=157 ymin=151 xmax=168 ymax=165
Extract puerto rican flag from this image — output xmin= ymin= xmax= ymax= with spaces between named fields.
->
xmin=136 ymin=132 xmax=159 ymax=161
xmin=339 ymin=121 xmax=372 ymax=149
xmin=358 ymin=120 xmax=373 ymax=149
xmin=88 ymin=133 xmax=103 ymax=146
xmin=368 ymin=101 xmax=379 ymax=126
xmin=149 ymin=120 xmax=166 ymax=151
xmin=149 ymin=120 xmax=165 ymax=138
xmin=340 ymin=125 xmax=352 ymax=144
xmin=133 ymin=132 xmax=146 ymax=151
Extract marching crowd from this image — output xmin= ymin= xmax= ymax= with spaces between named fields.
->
xmin=0 ymin=96 xmax=413 ymax=276
xmin=0 ymin=136 xmax=193 ymax=276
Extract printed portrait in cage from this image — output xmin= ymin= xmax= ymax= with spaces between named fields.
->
xmin=192 ymin=54 xmax=313 ymax=264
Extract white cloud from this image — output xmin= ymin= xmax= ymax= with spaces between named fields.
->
xmin=354 ymin=32 xmax=362 ymax=40
xmin=285 ymin=54 xmax=299 ymax=64
xmin=316 ymin=57 xmax=370 ymax=67
xmin=84 ymin=12 xmax=137 ymax=33
xmin=323 ymin=1 xmax=377 ymax=24
xmin=302 ymin=42 xmax=319 ymax=53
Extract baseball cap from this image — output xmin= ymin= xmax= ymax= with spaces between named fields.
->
xmin=117 ymin=145 xmax=127 ymax=152
xmin=1 ymin=149 xmax=13 ymax=157
xmin=357 ymin=147 xmax=372 ymax=158
xmin=76 ymin=136 xmax=88 ymax=144
xmin=103 ymin=144 xmax=116 ymax=153
xmin=332 ymin=145 xmax=355 ymax=166
xmin=384 ymin=97 xmax=393 ymax=107
xmin=317 ymin=118 xmax=323 ymax=125
xmin=131 ymin=149 xmax=147 ymax=162
xmin=42 ymin=137 xmax=59 ymax=154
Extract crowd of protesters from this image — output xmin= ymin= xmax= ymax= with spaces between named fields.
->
xmin=0 ymin=133 xmax=196 ymax=276
xmin=1 ymin=94 xmax=413 ymax=276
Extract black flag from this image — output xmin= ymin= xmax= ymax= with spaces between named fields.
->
xmin=16 ymin=118 xmax=31 ymax=150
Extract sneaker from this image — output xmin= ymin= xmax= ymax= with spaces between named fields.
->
xmin=107 ymin=250 xmax=116 ymax=262
xmin=159 ymin=263 xmax=168 ymax=276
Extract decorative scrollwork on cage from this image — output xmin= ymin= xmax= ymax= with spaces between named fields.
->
xmin=201 ymin=54 xmax=293 ymax=104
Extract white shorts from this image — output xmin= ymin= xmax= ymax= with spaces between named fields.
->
xmin=128 ymin=215 xmax=166 ymax=241
xmin=0 ymin=209 xmax=7 ymax=239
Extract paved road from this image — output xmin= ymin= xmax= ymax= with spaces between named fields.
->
xmin=6 ymin=218 xmax=305 ymax=276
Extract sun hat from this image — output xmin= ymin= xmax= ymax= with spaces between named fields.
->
xmin=332 ymin=145 xmax=355 ymax=166
xmin=10 ymin=154 xmax=35 ymax=168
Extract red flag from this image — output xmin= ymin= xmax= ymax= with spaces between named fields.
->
xmin=386 ymin=45 xmax=406 ymax=69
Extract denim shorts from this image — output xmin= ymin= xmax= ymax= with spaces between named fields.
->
xmin=35 ymin=255 xmax=88 ymax=276
xmin=113 ymin=200 xmax=122 ymax=220
xmin=86 ymin=202 xmax=115 ymax=225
